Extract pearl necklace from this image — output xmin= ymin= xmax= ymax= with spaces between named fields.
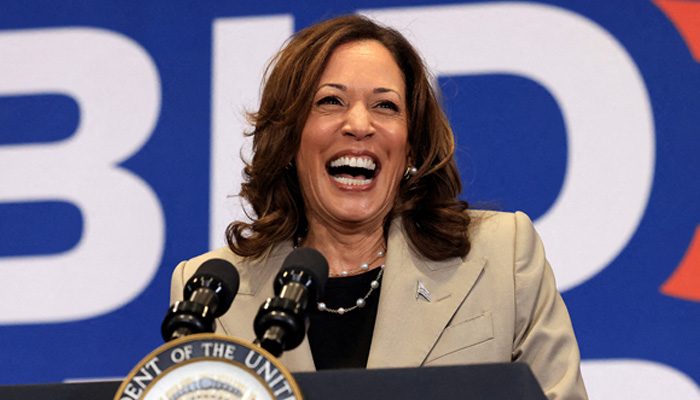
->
xmin=318 ymin=264 xmax=385 ymax=315
xmin=293 ymin=238 xmax=386 ymax=315
xmin=329 ymin=250 xmax=385 ymax=277
xmin=318 ymin=249 xmax=386 ymax=315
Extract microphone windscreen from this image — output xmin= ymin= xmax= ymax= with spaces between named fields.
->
xmin=280 ymin=247 xmax=329 ymax=299
xmin=193 ymin=258 xmax=240 ymax=315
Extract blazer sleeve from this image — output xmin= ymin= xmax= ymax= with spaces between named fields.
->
xmin=511 ymin=211 xmax=588 ymax=399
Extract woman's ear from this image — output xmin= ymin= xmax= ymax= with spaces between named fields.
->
xmin=405 ymin=145 xmax=414 ymax=167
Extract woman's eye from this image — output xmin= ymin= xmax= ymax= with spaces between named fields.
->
xmin=316 ymin=96 xmax=342 ymax=106
xmin=376 ymin=101 xmax=399 ymax=112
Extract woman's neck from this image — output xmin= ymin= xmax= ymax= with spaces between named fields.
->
xmin=301 ymin=218 xmax=387 ymax=276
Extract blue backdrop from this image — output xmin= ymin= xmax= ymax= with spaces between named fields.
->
xmin=1 ymin=1 xmax=699 ymax=397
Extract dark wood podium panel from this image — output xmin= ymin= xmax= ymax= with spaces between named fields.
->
xmin=0 ymin=363 xmax=546 ymax=399
xmin=294 ymin=363 xmax=546 ymax=400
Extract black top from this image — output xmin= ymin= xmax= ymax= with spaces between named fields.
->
xmin=307 ymin=267 xmax=382 ymax=369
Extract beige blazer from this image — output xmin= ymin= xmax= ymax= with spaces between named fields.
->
xmin=171 ymin=210 xmax=587 ymax=399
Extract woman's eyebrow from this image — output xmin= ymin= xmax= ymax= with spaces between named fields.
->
xmin=316 ymin=83 xmax=402 ymax=100
xmin=317 ymin=83 xmax=346 ymax=91
xmin=374 ymin=87 xmax=402 ymax=99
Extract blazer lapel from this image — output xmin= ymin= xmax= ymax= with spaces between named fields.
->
xmin=367 ymin=220 xmax=486 ymax=368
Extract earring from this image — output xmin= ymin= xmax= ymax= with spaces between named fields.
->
xmin=403 ymin=166 xmax=418 ymax=179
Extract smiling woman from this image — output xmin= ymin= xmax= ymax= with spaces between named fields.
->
xmin=226 ymin=16 xmax=471 ymax=263
xmin=171 ymin=14 xmax=588 ymax=400
xmin=296 ymin=40 xmax=410 ymax=259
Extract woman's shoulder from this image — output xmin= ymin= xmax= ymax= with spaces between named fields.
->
xmin=174 ymin=246 xmax=242 ymax=281
xmin=172 ymin=243 xmax=293 ymax=295
xmin=465 ymin=209 xmax=540 ymax=255
xmin=467 ymin=209 xmax=536 ymax=233
xmin=187 ymin=246 xmax=242 ymax=264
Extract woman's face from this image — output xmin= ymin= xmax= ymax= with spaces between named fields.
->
xmin=295 ymin=40 xmax=409 ymax=229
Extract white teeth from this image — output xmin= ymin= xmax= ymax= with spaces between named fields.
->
xmin=332 ymin=176 xmax=373 ymax=186
xmin=329 ymin=156 xmax=376 ymax=170
xmin=328 ymin=156 xmax=376 ymax=186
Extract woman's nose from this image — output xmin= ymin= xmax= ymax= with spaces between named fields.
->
xmin=342 ymin=103 xmax=374 ymax=139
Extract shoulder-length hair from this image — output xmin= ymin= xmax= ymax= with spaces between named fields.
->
xmin=227 ymin=15 xmax=471 ymax=261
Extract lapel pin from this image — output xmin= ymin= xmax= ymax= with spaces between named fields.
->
xmin=416 ymin=280 xmax=432 ymax=302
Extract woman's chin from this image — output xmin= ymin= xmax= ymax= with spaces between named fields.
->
xmin=311 ymin=175 xmax=395 ymax=226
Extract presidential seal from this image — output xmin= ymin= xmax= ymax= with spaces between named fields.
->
xmin=114 ymin=334 xmax=302 ymax=400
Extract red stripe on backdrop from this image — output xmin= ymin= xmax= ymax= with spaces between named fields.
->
xmin=661 ymin=225 xmax=700 ymax=302
xmin=653 ymin=0 xmax=700 ymax=62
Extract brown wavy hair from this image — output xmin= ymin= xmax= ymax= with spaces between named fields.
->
xmin=226 ymin=15 xmax=471 ymax=261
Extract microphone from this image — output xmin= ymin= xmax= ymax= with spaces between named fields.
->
xmin=254 ymin=247 xmax=328 ymax=357
xmin=161 ymin=258 xmax=240 ymax=342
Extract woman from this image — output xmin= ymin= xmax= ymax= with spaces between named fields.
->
xmin=171 ymin=15 xmax=587 ymax=399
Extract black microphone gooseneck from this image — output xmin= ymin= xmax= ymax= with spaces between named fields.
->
xmin=161 ymin=258 xmax=240 ymax=342
xmin=254 ymin=247 xmax=329 ymax=357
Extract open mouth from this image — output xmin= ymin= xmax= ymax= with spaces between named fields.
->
xmin=327 ymin=155 xmax=378 ymax=186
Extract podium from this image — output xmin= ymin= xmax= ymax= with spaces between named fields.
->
xmin=0 ymin=363 xmax=546 ymax=399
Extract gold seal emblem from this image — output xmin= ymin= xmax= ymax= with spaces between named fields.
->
xmin=114 ymin=334 xmax=302 ymax=400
